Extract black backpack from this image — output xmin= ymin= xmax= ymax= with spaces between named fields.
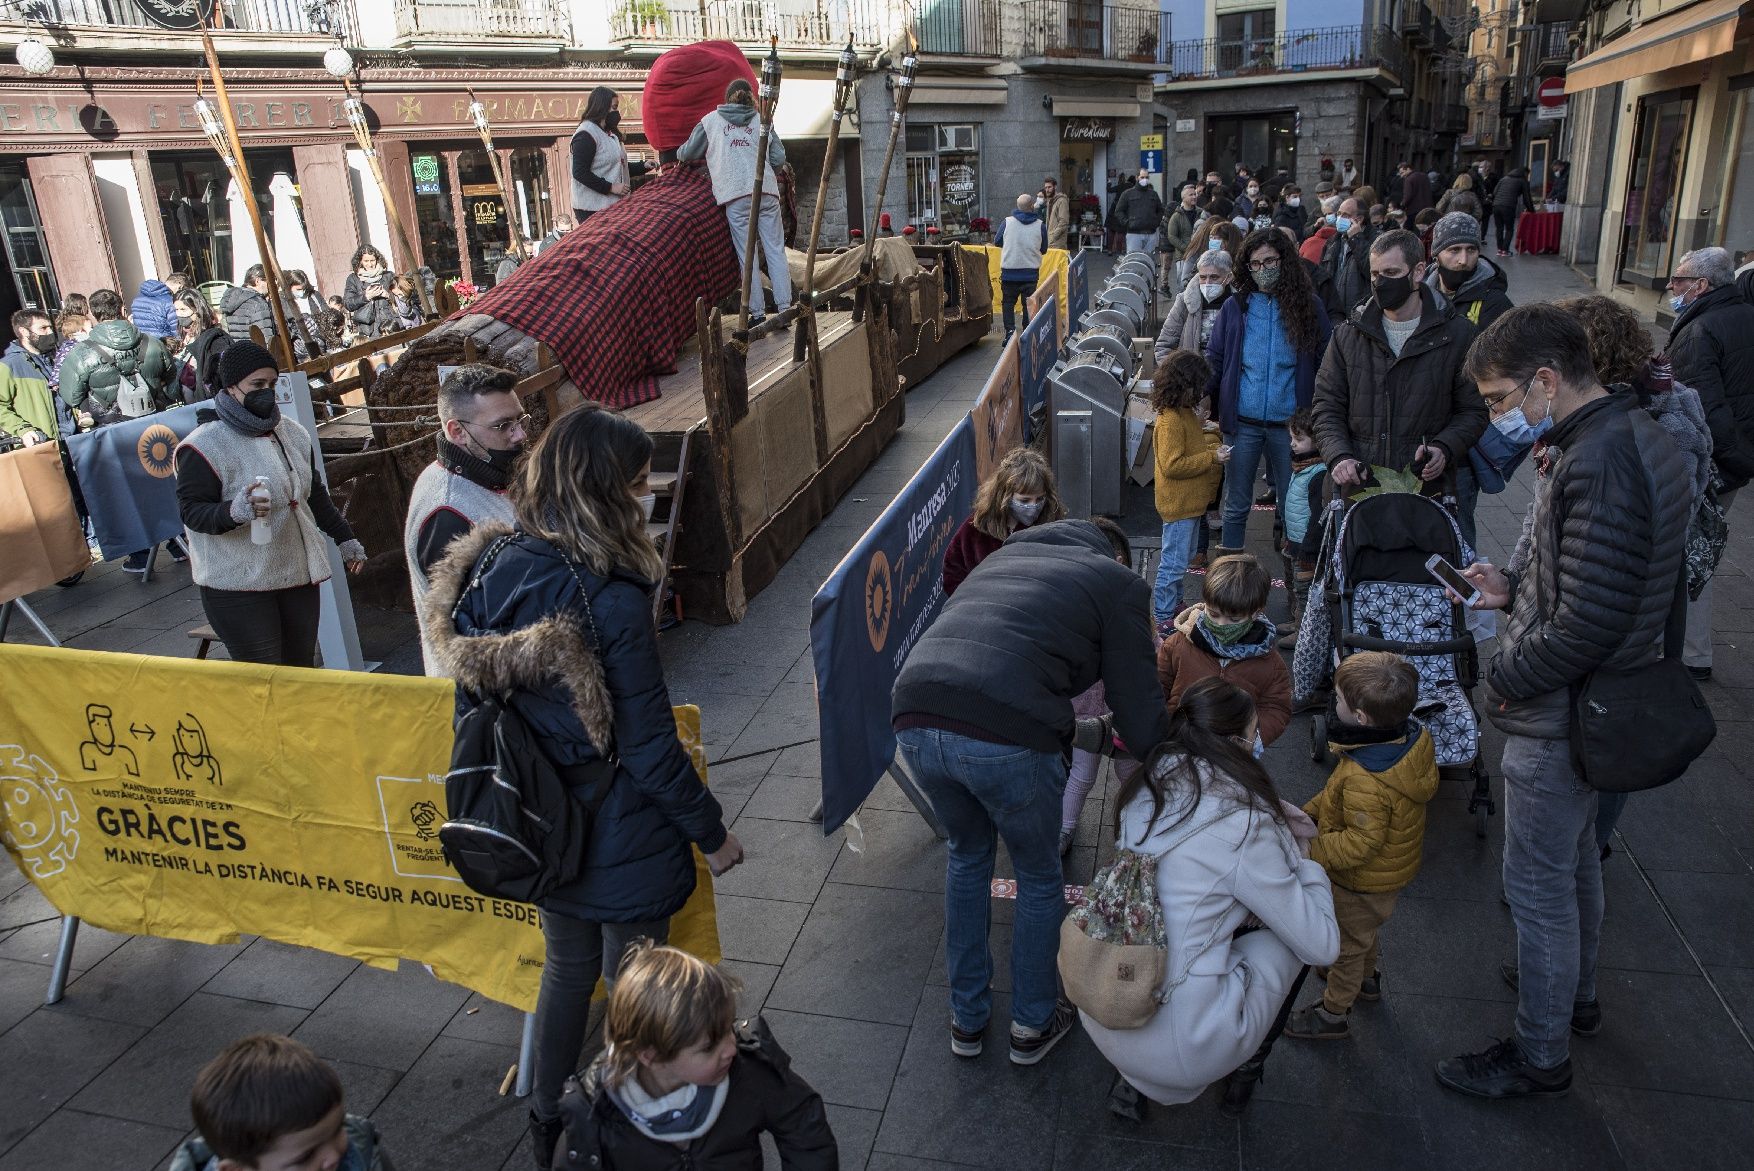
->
xmin=440 ymin=537 xmax=617 ymax=903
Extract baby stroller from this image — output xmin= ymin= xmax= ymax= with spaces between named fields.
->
xmin=1290 ymin=490 xmax=1496 ymax=837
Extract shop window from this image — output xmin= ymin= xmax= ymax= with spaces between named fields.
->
xmin=151 ymin=149 xmax=296 ymax=290
xmin=412 ymin=151 xmax=461 ymax=283
xmin=508 ymin=147 xmax=554 ymax=243
xmin=0 ymin=161 xmax=58 ymax=311
xmin=1619 ymin=89 xmax=1695 ymax=287
xmin=457 ymin=150 xmax=513 ymax=288
xmin=1217 ymin=8 xmax=1276 ymax=73
xmin=1205 ymin=112 xmax=1296 ymax=185
xmin=1709 ymin=84 xmax=1754 ymax=254
xmin=904 ymin=123 xmax=982 ymax=238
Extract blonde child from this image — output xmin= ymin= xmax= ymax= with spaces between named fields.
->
xmin=1150 ymin=349 xmax=1228 ymax=631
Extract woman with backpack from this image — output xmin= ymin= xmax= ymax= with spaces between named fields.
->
xmin=1081 ymin=678 xmax=1337 ymax=1118
xmin=422 ymin=403 xmax=745 ymax=1171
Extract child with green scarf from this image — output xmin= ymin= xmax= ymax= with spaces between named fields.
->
xmin=1154 ymin=553 xmax=1294 ymax=746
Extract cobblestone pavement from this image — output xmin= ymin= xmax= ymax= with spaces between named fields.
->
xmin=3 ymin=254 xmax=1752 ymax=1170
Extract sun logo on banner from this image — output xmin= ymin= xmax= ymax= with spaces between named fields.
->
xmin=137 ymin=424 xmax=178 ymax=479
xmin=865 ymin=549 xmax=892 ymax=652
xmin=0 ymin=745 xmax=80 ymax=879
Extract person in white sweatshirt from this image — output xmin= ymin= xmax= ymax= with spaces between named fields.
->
xmin=677 ymin=78 xmax=791 ymax=323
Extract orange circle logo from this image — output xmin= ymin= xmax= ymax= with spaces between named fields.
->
xmin=865 ymin=550 xmax=893 ymax=652
xmin=137 ymin=424 xmax=177 ymax=479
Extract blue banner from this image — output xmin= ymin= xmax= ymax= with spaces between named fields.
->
xmin=1067 ymin=251 xmax=1089 ymax=330
xmin=66 ymin=405 xmax=202 ymax=559
xmin=1019 ymin=295 xmax=1059 ymax=440
xmin=811 ymin=416 xmax=977 ymax=833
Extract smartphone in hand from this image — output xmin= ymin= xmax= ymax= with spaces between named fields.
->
xmin=1426 ymin=554 xmax=1482 ymax=608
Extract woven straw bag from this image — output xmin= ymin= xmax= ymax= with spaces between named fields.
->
xmin=1058 ymin=848 xmax=1168 ymax=1029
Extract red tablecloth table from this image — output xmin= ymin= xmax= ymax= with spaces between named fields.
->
xmin=1516 ymin=211 xmax=1563 ymax=255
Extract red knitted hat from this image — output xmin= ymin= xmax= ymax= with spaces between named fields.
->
xmin=641 ymin=40 xmax=758 ymax=152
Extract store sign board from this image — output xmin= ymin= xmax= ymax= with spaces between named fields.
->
xmin=411 ymin=154 xmax=442 ymax=196
xmin=942 ymin=163 xmax=978 ymax=207
xmin=136 ymin=0 xmax=218 ymax=30
xmin=1061 ymin=117 xmax=1114 ymax=141
xmin=1174 ymin=118 xmax=1196 ymax=132
xmin=1139 ymin=133 xmax=1164 ymax=150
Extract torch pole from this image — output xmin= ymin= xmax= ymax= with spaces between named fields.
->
xmin=802 ymin=36 xmax=857 ymax=304
xmin=468 ymin=90 xmax=528 ymax=264
xmin=340 ymin=77 xmax=434 ymax=318
xmin=860 ymin=35 xmax=917 ymax=274
xmin=737 ymin=36 xmax=783 ymax=333
xmin=198 ymin=23 xmax=294 ymax=365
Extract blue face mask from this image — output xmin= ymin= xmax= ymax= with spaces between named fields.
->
xmin=1335 ymin=216 xmax=1354 ymax=233
xmin=1252 ymin=733 xmax=1265 ymax=760
xmin=1490 ymin=407 xmax=1553 ymax=447
xmin=1670 ymin=292 xmax=1690 ymax=313
xmin=1207 ymin=237 xmax=1222 ymax=252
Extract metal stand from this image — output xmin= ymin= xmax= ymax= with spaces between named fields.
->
xmin=46 ymin=915 xmax=79 ymax=1004
xmin=515 ymin=1012 xmax=536 ymax=1097
xmin=280 ymin=372 xmax=373 ymax=671
xmin=0 ymin=599 xmax=63 ymax=646
xmin=887 ymin=761 xmax=948 ymax=841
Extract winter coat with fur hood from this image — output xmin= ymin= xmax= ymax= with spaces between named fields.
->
xmin=425 ymin=523 xmax=728 ymax=923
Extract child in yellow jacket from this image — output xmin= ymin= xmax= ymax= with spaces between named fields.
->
xmin=1150 ymin=349 xmax=1228 ymax=630
xmin=1285 ymin=651 xmax=1438 ymax=1040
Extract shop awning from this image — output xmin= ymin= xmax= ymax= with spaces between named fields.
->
xmin=912 ymin=79 xmax=1009 ymax=106
xmin=772 ymin=80 xmax=862 ymax=139
xmin=1566 ymin=0 xmax=1746 ymax=93
xmin=1050 ymin=97 xmax=1142 ymax=118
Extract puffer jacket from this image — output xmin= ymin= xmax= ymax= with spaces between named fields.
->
xmin=1156 ymin=604 xmax=1293 ymax=745
xmin=1303 ymin=722 xmax=1439 ymax=894
xmin=1422 ymin=255 xmax=1514 ymax=331
xmin=130 ymin=279 xmax=179 ymax=339
xmin=1311 ymin=286 xmax=1487 ymax=477
xmin=1115 ymin=181 xmax=1164 ymax=233
xmin=1669 ymin=283 xmax=1754 ymax=490
xmin=893 ymin=520 xmax=1170 ymax=758
xmin=345 ymin=271 xmax=401 ymax=339
xmin=220 ymin=283 xmax=276 ymax=343
xmin=1487 ymin=394 xmax=1692 ymax=738
xmin=0 ymin=339 xmax=69 ymax=438
xmin=168 ymin=1114 xmax=392 ymax=1171
xmin=425 ymin=523 xmax=728 ymax=923
xmin=1204 ymin=289 xmax=1331 ymax=436
xmin=56 ymin=319 xmax=173 ymax=420
xmin=557 ymin=1017 xmax=836 ymax=1171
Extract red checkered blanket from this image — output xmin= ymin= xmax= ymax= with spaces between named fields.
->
xmin=464 ymin=165 xmax=740 ymax=408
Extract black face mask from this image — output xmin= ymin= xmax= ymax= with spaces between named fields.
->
xmin=1437 ymin=263 xmax=1472 ymax=291
xmin=243 ymin=387 xmax=277 ymax=418
xmin=29 ymin=329 xmax=57 ymax=355
xmin=1373 ymin=273 xmax=1416 ymax=312
xmin=482 ymin=444 xmax=523 ymax=473
xmin=606 ymin=110 xmax=622 ymax=134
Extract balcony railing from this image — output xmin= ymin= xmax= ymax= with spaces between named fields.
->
xmin=918 ymin=0 xmax=1003 ymax=56
xmin=609 ymin=0 xmax=888 ymax=47
xmin=1535 ymin=19 xmax=1575 ymax=62
xmin=395 ymin=0 xmax=569 ymax=41
xmin=1016 ymin=1 xmax=1169 ymax=63
xmin=1164 ymin=24 xmax=1403 ymax=82
xmin=8 ymin=0 xmax=358 ymax=38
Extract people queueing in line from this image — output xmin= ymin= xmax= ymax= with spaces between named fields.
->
xmin=941 ymin=446 xmax=1065 ymax=597
xmin=1147 ymin=350 xmax=1226 ymax=630
xmin=678 ymin=79 xmax=792 ymax=326
xmin=1667 ymin=246 xmax=1754 ymax=682
xmin=173 ymin=339 xmax=365 ymax=664
xmin=405 ymin=364 xmax=527 ymax=675
xmin=1161 ymin=182 xmax=1201 ymax=293
xmin=344 ymin=246 xmax=401 ymax=341
xmin=1156 ymin=248 xmax=1233 ymax=366
xmin=1204 ymin=228 xmax=1333 ymax=557
xmin=176 ymin=289 xmax=229 ymax=405
xmin=991 ymin=193 xmax=1047 ymax=343
xmin=572 ymin=86 xmax=634 ymax=227
xmin=553 ymin=942 xmax=837 ymax=1171
xmin=1086 ymin=677 xmax=1338 ymax=1119
xmin=1114 ymin=168 xmax=1163 ymax=256
xmin=170 ymin=1034 xmax=394 ymax=1171
xmin=893 ymin=517 xmax=1169 ymax=1067
xmin=1437 ymin=305 xmax=1691 ymax=1098
xmin=1284 ymin=652 xmax=1437 ymax=1041
xmin=131 ymin=273 xmax=183 ymax=342
xmin=422 ymin=403 xmax=745 ymax=1168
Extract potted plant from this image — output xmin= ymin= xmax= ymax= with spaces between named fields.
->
xmin=1129 ymin=32 xmax=1159 ymax=63
xmin=615 ymin=0 xmax=670 ymax=37
xmin=446 ymin=277 xmax=480 ymax=309
xmin=967 ymin=216 xmax=991 ymax=244
xmin=1078 ymin=193 xmax=1101 ymax=224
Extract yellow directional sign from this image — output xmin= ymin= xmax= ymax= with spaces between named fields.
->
xmin=1140 ymin=134 xmax=1164 ymax=150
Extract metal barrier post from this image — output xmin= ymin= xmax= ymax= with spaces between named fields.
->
xmin=515 ymin=1012 xmax=536 ymax=1097
xmin=45 ymin=915 xmax=79 ymax=1004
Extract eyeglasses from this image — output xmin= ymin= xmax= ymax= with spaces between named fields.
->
xmin=1665 ymin=273 xmax=1702 ymax=291
xmin=463 ymin=413 xmax=531 ymax=436
xmin=1248 ymin=257 xmax=1281 ymax=272
xmin=1482 ymin=372 xmax=1536 ymax=411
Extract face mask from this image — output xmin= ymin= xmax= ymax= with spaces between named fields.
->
xmin=1325 ymin=213 xmax=1337 ymax=226
xmin=1670 ymin=290 xmax=1693 ymax=313
xmin=1491 ymin=406 xmax=1553 ymax=446
xmin=29 ymin=329 xmax=57 ymax=354
xmin=1246 ymin=188 xmax=1259 ymax=199
xmin=1010 ymin=497 xmax=1044 ymax=526
xmin=1252 ymin=733 xmax=1265 ymax=760
xmin=483 ymin=444 xmax=523 ymax=474
xmin=637 ymin=492 xmax=656 ymax=521
xmin=1438 ymin=264 xmax=1472 ymax=291
xmin=242 ymin=387 xmax=277 ymax=418
xmin=1207 ymin=237 xmax=1222 ymax=252
xmin=606 ymin=110 xmax=622 ymax=133
xmin=1201 ymin=612 xmax=1254 ymax=645
xmin=1255 ymin=266 xmax=1281 ymax=291
xmin=1200 ymin=282 xmax=1225 ymax=302
xmin=1336 ymin=216 xmax=1353 ymax=233
xmin=1373 ymin=273 xmax=1415 ymax=312
xmin=1287 ymin=196 xmax=1300 ymax=208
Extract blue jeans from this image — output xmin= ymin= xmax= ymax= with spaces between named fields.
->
xmin=1154 ymin=517 xmax=1199 ymax=623
xmin=1454 ymin=465 xmax=1479 ymax=552
xmin=1221 ymin=423 xmax=1292 ymax=548
xmin=1501 ymin=734 xmax=1603 ymax=1069
xmin=896 ymin=727 xmax=1067 ymax=1033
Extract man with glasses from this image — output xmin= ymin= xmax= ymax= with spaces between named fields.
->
xmin=406 ymin=363 xmax=529 ymax=674
xmin=1667 ymin=246 xmax=1754 ymax=679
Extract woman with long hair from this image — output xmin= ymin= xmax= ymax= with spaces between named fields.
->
xmin=425 ymin=403 xmax=744 ymax=1171
xmin=1203 ymin=227 xmax=1332 ymax=553
xmin=572 ymin=85 xmax=632 ymax=225
xmin=343 ymin=245 xmax=398 ymax=339
xmin=941 ymin=446 xmax=1066 ymax=596
xmin=174 ymin=289 xmax=227 ymax=403
xmin=1084 ymin=678 xmax=1336 ymax=1117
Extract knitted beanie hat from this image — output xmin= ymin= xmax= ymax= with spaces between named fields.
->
xmin=218 ymin=339 xmax=280 ymax=390
xmin=1431 ymin=211 xmax=1482 ymax=256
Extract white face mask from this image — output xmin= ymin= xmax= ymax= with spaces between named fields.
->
xmin=1010 ymin=497 xmax=1044 ymax=526
xmin=637 ymin=493 xmax=657 ymax=521
xmin=1287 ymin=196 xmax=1300 ymax=208
xmin=1200 ymin=282 xmax=1225 ymax=302
xmin=1246 ymin=188 xmax=1259 ymax=199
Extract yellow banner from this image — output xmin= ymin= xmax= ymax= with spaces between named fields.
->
xmin=0 ymin=644 xmax=719 ymax=1013
xmin=977 ymin=245 xmax=1070 ymax=338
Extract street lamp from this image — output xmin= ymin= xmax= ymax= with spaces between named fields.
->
xmin=322 ymin=43 xmax=355 ymax=79
xmin=14 ymin=36 xmax=54 ymax=75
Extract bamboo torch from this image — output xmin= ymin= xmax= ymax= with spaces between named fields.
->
xmin=195 ymin=23 xmax=294 ymax=365
xmin=860 ymin=32 xmax=917 ymax=273
xmin=801 ymin=36 xmax=858 ymax=303
xmin=468 ymin=90 xmax=528 ymax=265
xmin=737 ymin=36 xmax=783 ymax=333
xmin=339 ymin=77 xmax=435 ymax=318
